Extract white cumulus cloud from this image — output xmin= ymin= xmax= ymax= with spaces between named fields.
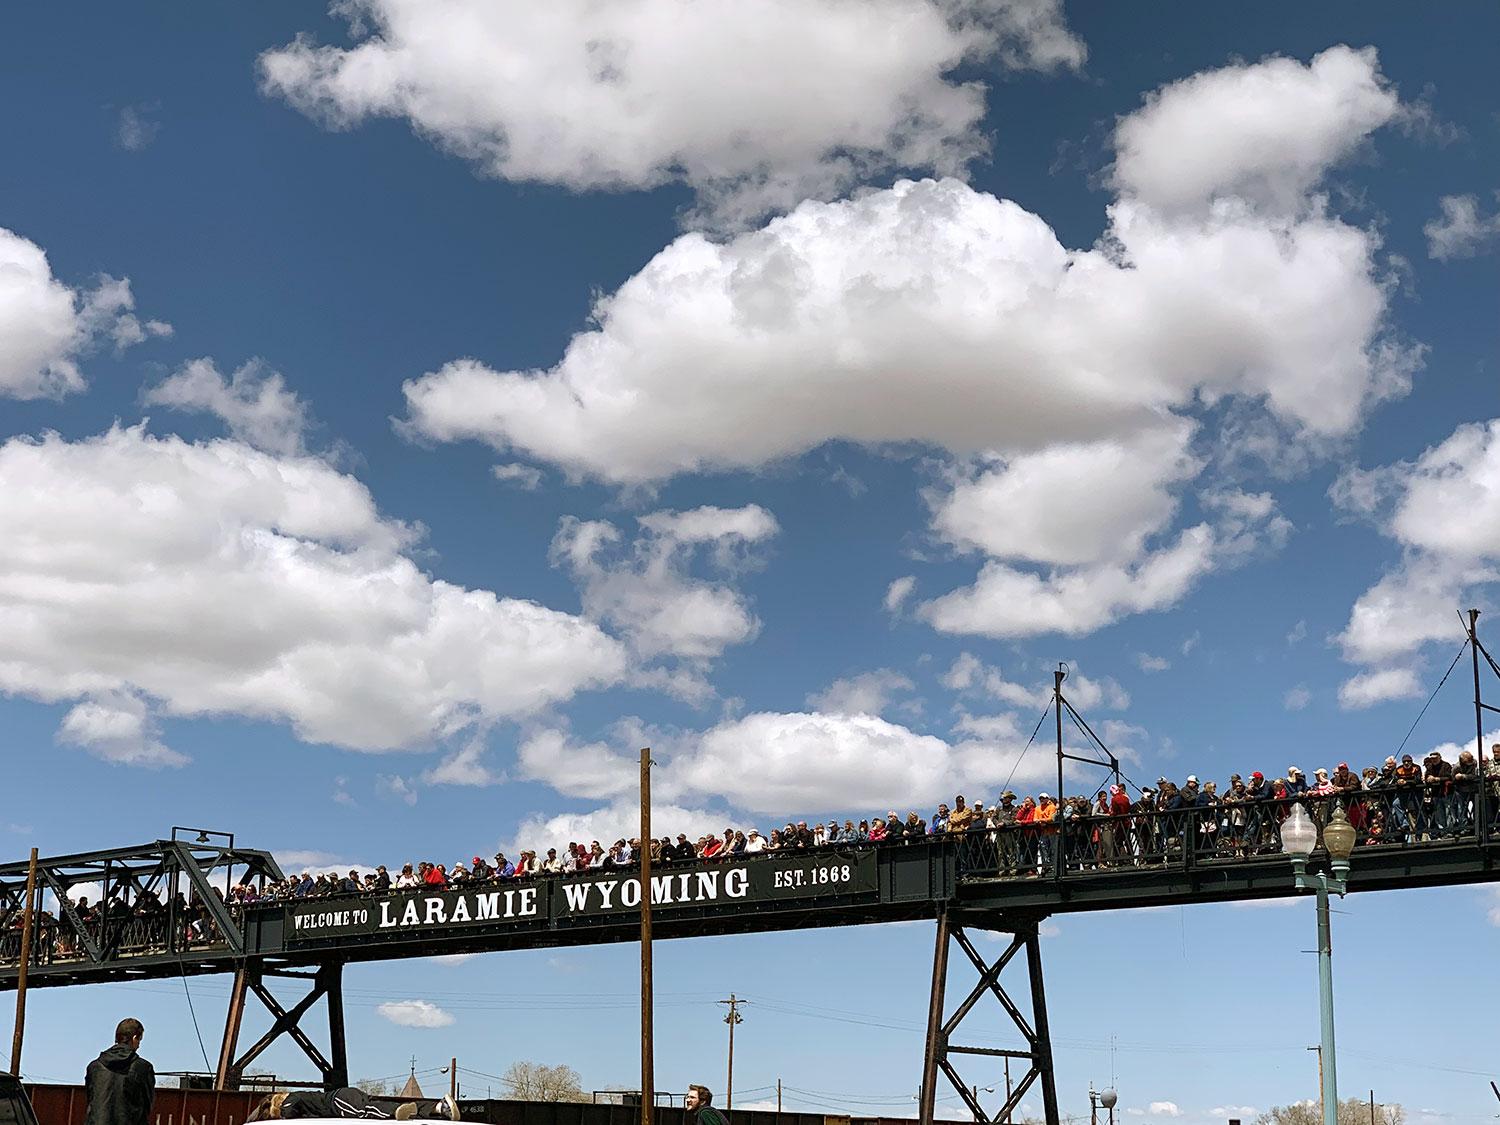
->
xmin=260 ymin=0 xmax=1084 ymax=227
xmin=377 ymin=999 xmax=454 ymax=1028
xmin=516 ymin=727 xmax=639 ymax=801
xmin=492 ymin=463 xmax=543 ymax=490
xmin=1112 ymin=45 xmax=1398 ymax=214
xmin=422 ymin=738 xmax=506 ymax=787
xmin=56 ymin=691 xmax=187 ymax=769
xmin=402 ymin=46 xmax=1411 ymax=640
xmin=144 ymin=358 xmax=312 ymax=456
xmin=1424 ymin=192 xmax=1500 ymax=260
xmin=551 ymin=505 xmax=776 ymax=697
xmin=1333 ymin=419 xmax=1500 ymax=707
xmin=0 ymin=227 xmax=168 ymax=399
xmin=0 ymin=426 xmax=628 ymax=757
xmin=806 ymin=669 xmax=915 ymax=716
xmin=506 ymin=704 xmax=1062 ymax=848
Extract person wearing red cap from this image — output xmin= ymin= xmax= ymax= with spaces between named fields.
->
xmin=1330 ymin=762 xmax=1366 ymax=832
xmin=1331 ymin=762 xmax=1361 ymax=794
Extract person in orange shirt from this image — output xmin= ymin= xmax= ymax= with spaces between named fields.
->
xmin=1034 ymin=793 xmax=1059 ymax=874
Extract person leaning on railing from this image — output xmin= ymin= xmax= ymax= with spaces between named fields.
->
xmin=1487 ymin=744 xmax=1500 ymax=831
xmin=1424 ymin=750 xmax=1456 ymax=836
xmin=1453 ymin=751 xmax=1479 ymax=831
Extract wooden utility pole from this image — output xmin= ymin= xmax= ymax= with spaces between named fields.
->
xmin=640 ymin=748 xmax=654 ymax=1125
xmin=776 ymin=1079 xmax=782 ymax=1125
xmin=10 ymin=848 xmax=39 ymax=1077
xmin=718 ymin=995 xmax=745 ymax=1113
xmin=450 ymin=1057 xmax=458 ymax=1103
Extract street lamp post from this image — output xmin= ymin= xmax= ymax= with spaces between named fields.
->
xmin=1280 ymin=804 xmax=1356 ymax=1125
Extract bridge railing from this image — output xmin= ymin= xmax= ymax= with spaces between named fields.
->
xmin=953 ymin=780 xmax=1500 ymax=879
xmin=3 ymin=783 xmax=1496 ymax=973
xmin=0 ymin=903 xmax=232 ymax=967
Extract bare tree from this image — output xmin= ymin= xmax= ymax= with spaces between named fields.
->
xmin=501 ymin=1061 xmax=587 ymax=1103
xmin=1256 ymin=1098 xmax=1405 ymax=1125
xmin=355 ymin=1079 xmax=392 ymax=1097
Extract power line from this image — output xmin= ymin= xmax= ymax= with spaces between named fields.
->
xmin=1001 ymin=701 xmax=1056 ymax=795
xmin=1395 ymin=637 xmax=1470 ymax=758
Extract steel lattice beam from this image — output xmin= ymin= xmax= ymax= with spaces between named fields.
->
xmin=920 ymin=911 xmax=1059 ymax=1125
xmin=216 ymin=960 xmax=349 ymax=1092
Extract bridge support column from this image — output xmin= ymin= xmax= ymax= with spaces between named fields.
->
xmin=215 ymin=960 xmax=349 ymax=1092
xmin=919 ymin=914 xmax=1058 ymax=1125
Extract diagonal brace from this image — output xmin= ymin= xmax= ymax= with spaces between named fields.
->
xmin=40 ymin=869 xmax=102 ymax=961
xmin=950 ymin=927 xmax=1036 ymax=1044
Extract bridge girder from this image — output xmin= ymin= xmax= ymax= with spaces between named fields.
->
xmin=216 ymin=959 xmax=349 ymax=1093
xmin=920 ymin=910 xmax=1058 ymax=1125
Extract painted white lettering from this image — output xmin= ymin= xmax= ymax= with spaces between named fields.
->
xmin=725 ymin=868 xmax=749 ymax=898
xmin=650 ymin=875 xmax=674 ymax=904
xmin=474 ymin=892 xmax=502 ymax=921
xmin=518 ymin=887 xmax=538 ymax=916
xmin=621 ymin=878 xmax=640 ymax=908
xmin=425 ymin=897 xmax=447 ymax=925
xmin=677 ymin=873 xmax=691 ymax=901
xmin=504 ymin=889 xmax=517 ymax=917
xmin=563 ymin=882 xmax=591 ymax=912
xmin=596 ymin=881 xmax=618 ymax=909
xmin=401 ymin=899 xmax=420 ymax=926
xmin=450 ymin=896 xmax=470 ymax=923
xmin=695 ymin=871 xmax=720 ymax=901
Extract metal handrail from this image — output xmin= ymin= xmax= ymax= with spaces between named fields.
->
xmin=2 ymin=778 xmax=1495 ymax=968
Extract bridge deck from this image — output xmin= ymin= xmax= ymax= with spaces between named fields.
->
xmin=2 ymin=806 xmax=1496 ymax=989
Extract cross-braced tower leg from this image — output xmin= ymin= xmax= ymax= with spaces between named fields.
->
xmin=919 ymin=911 xmax=1058 ymax=1125
xmin=215 ymin=959 xmax=349 ymax=1092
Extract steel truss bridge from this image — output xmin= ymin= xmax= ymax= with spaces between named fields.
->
xmin=1 ymin=796 xmax=1497 ymax=1125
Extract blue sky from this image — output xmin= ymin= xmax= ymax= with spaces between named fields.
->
xmin=2 ymin=1 xmax=1500 ymax=1121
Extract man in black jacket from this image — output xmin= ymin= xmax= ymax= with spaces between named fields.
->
xmin=686 ymin=1085 xmax=728 ymax=1125
xmin=84 ymin=1018 xmax=154 ymax=1125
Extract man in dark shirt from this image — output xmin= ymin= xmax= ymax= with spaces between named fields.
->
xmin=85 ymin=1018 xmax=154 ymax=1125
xmin=1425 ymin=751 xmax=1456 ymax=836
xmin=686 ymin=1085 xmax=728 ymax=1125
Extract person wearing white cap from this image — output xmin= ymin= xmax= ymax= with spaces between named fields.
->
xmin=1285 ymin=766 xmax=1308 ymax=797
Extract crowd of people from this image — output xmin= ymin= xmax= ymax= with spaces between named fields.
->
xmin=6 ymin=744 xmax=1500 ymax=964
xmin=225 ymin=742 xmax=1500 ymax=904
xmin=0 ymin=886 xmax=226 ymax=965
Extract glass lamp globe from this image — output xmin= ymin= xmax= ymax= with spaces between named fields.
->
xmin=1322 ymin=806 xmax=1356 ymax=862
xmin=1280 ymin=802 xmax=1317 ymax=857
xmin=1100 ymin=1090 xmax=1118 ymax=1109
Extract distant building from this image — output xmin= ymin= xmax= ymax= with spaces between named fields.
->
xmin=400 ymin=1071 xmax=425 ymax=1100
